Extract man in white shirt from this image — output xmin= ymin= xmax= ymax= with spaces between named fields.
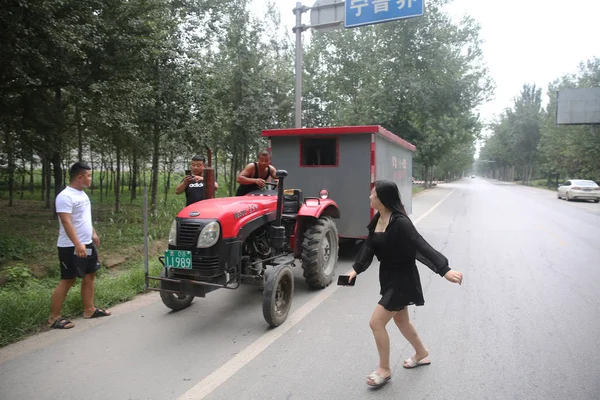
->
xmin=48 ymin=162 xmax=111 ymax=329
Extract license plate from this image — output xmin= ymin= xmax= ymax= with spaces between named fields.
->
xmin=583 ymin=188 xmax=592 ymax=191
xmin=164 ymin=250 xmax=192 ymax=269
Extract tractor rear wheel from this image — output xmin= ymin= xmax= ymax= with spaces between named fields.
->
xmin=159 ymin=269 xmax=194 ymax=311
xmin=301 ymin=216 xmax=339 ymax=289
xmin=262 ymin=264 xmax=294 ymax=327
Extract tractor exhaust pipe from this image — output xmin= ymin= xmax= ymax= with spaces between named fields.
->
xmin=274 ymin=170 xmax=288 ymax=226
xmin=270 ymin=170 xmax=288 ymax=251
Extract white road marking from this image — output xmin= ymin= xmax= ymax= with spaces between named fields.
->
xmin=176 ymin=188 xmax=455 ymax=400
xmin=412 ymin=189 xmax=455 ymax=225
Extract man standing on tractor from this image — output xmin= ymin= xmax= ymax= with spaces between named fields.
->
xmin=235 ymin=150 xmax=278 ymax=196
xmin=176 ymin=155 xmax=218 ymax=206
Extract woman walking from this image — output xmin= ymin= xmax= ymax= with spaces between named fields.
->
xmin=347 ymin=180 xmax=463 ymax=388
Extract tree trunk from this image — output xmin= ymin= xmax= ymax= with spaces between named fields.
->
xmin=52 ymin=87 xmax=63 ymax=211
xmin=52 ymin=151 xmax=63 ymax=212
xmin=151 ymin=119 xmax=160 ymax=219
xmin=121 ymin=157 xmax=125 ymax=194
xmin=115 ymin=145 xmax=121 ymax=213
xmin=131 ymin=151 xmax=138 ymax=202
xmin=222 ymin=150 xmax=229 ymax=196
xmin=164 ymin=162 xmax=171 ymax=205
xmin=41 ymin=156 xmax=46 ymax=201
xmin=62 ymin=159 xmax=67 ymax=189
xmin=128 ymin=157 xmax=132 ymax=193
xmin=106 ymin=160 xmax=115 ymax=196
xmin=45 ymin=157 xmax=52 ymax=209
xmin=76 ymin=99 xmax=83 ymax=162
xmin=229 ymin=147 xmax=238 ymax=196
xmin=142 ymin=163 xmax=146 ymax=197
xmin=90 ymin=146 xmax=94 ymax=195
xmin=29 ymin=153 xmax=34 ymax=193
xmin=214 ymin=147 xmax=218 ymax=181
xmin=5 ymin=129 xmax=15 ymax=206
xmin=20 ymin=156 xmax=26 ymax=200
xmin=99 ymin=152 xmax=105 ymax=202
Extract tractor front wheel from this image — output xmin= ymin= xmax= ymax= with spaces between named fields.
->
xmin=301 ymin=216 xmax=339 ymax=289
xmin=159 ymin=268 xmax=194 ymax=311
xmin=262 ymin=264 xmax=294 ymax=327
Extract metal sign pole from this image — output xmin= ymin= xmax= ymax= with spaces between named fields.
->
xmin=143 ymin=185 xmax=149 ymax=289
xmin=293 ymin=3 xmax=308 ymax=128
xmin=292 ymin=1 xmax=345 ymax=128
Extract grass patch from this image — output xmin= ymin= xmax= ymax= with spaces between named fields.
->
xmin=412 ymin=186 xmax=426 ymax=195
xmin=0 ymin=236 xmax=38 ymax=263
xmin=0 ymin=259 xmax=162 ymax=348
xmin=0 ymin=170 xmax=218 ymax=347
xmin=518 ymin=179 xmax=558 ymax=191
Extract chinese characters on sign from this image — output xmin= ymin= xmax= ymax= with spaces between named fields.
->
xmin=346 ymin=0 xmax=423 ymax=28
xmin=391 ymin=155 xmax=408 ymax=180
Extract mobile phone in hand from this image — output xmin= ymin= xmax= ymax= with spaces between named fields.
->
xmin=337 ymin=275 xmax=355 ymax=286
xmin=185 ymin=170 xmax=192 ymax=176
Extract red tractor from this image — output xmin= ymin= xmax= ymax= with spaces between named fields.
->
xmin=147 ymin=170 xmax=340 ymax=327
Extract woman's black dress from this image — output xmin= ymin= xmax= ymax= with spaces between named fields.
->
xmin=352 ymin=212 xmax=451 ymax=311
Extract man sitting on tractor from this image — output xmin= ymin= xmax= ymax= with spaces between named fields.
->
xmin=235 ymin=150 xmax=278 ymax=196
xmin=176 ymin=155 xmax=218 ymax=206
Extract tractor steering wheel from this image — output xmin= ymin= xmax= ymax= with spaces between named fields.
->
xmin=264 ymin=182 xmax=277 ymax=190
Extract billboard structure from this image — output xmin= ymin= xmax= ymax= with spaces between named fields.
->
xmin=555 ymin=87 xmax=600 ymax=125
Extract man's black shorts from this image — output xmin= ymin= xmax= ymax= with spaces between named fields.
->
xmin=57 ymin=244 xmax=100 ymax=279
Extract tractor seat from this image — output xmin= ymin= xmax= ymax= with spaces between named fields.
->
xmin=283 ymin=189 xmax=303 ymax=214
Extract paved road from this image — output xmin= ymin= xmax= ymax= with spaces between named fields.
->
xmin=1 ymin=178 xmax=599 ymax=400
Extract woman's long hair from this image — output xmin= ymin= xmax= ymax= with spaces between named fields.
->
xmin=367 ymin=180 xmax=408 ymax=231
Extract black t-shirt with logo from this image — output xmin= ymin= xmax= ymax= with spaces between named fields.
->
xmin=183 ymin=178 xmax=206 ymax=206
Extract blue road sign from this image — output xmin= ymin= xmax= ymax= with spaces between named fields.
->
xmin=345 ymin=0 xmax=424 ymax=28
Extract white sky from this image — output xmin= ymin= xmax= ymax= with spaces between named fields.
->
xmin=250 ymin=0 xmax=600 ymax=127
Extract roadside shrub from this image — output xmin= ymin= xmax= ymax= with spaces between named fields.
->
xmin=0 ymin=236 xmax=35 ymax=263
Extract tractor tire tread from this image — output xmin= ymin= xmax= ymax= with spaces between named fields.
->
xmin=301 ymin=217 xmax=339 ymax=289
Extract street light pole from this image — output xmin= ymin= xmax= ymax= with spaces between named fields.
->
xmin=293 ymin=3 xmax=308 ymax=128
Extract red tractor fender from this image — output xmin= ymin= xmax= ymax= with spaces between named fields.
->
xmin=296 ymin=198 xmax=340 ymax=219
xmin=292 ymin=198 xmax=340 ymax=258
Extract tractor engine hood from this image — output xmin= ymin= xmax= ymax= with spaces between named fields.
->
xmin=177 ymin=195 xmax=279 ymax=239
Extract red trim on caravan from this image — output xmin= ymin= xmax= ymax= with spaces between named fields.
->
xmin=370 ymin=133 xmax=376 ymax=220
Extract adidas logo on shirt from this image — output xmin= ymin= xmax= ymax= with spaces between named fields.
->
xmin=189 ymin=182 xmax=204 ymax=188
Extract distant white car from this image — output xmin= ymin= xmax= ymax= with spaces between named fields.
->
xmin=471 ymin=175 xmax=476 ymax=178
xmin=557 ymin=179 xmax=600 ymax=203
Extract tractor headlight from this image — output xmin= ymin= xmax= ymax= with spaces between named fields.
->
xmin=319 ymin=189 xmax=329 ymax=199
xmin=168 ymin=219 xmax=177 ymax=245
xmin=197 ymin=221 xmax=220 ymax=248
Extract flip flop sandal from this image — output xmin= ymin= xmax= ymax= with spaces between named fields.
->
xmin=366 ymin=372 xmax=391 ymax=388
xmin=48 ymin=317 xmax=74 ymax=329
xmin=84 ymin=308 xmax=111 ymax=319
xmin=403 ymin=357 xmax=431 ymax=369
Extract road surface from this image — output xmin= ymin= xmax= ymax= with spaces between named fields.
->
xmin=1 ymin=177 xmax=599 ymax=400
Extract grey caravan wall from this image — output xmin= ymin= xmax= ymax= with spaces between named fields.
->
xmin=375 ymin=135 xmax=413 ymax=215
xmin=269 ymin=134 xmax=372 ymax=238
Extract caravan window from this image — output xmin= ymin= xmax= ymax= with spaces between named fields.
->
xmin=300 ymin=138 xmax=338 ymax=167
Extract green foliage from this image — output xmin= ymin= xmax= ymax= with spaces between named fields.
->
xmin=0 ymin=237 xmax=36 ymax=263
xmin=479 ymin=57 xmax=600 ymax=184
xmin=302 ymin=0 xmax=493 ymax=182
xmin=0 ymin=264 xmax=35 ymax=288
xmin=0 ymin=261 xmax=162 ymax=348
